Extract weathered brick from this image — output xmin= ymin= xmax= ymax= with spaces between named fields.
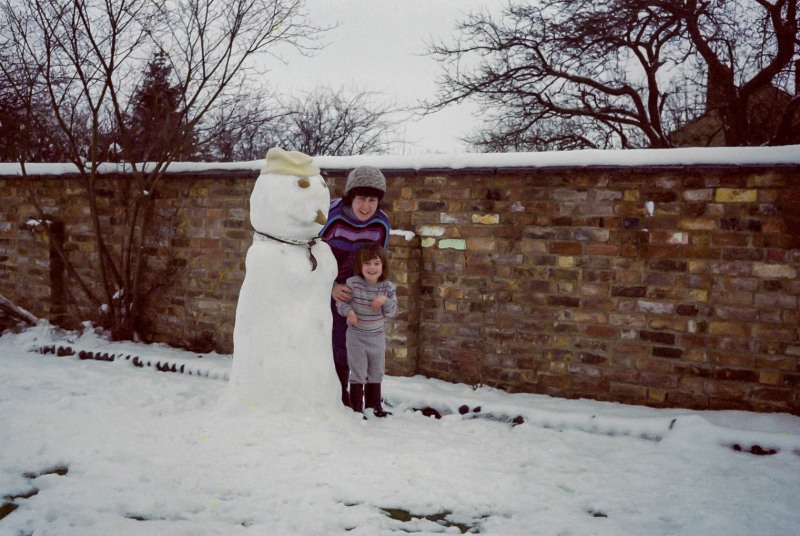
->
xmin=650 ymin=231 xmax=689 ymax=245
xmin=548 ymin=296 xmax=581 ymax=308
xmin=713 ymin=233 xmax=750 ymax=247
xmin=708 ymin=322 xmax=750 ymax=337
xmin=751 ymin=324 xmax=798 ymax=342
xmin=520 ymin=240 xmax=548 ymax=254
xmin=713 ymin=290 xmax=754 ymax=307
xmin=585 ymin=326 xmax=619 ymax=339
xmin=715 ymin=188 xmax=757 ymax=203
xmin=417 ymin=225 xmax=446 ymax=237
xmin=652 ymin=346 xmax=684 ymax=359
xmin=609 ymin=313 xmax=647 ymax=328
xmin=759 ymin=370 xmax=782 ymax=385
xmin=639 ymin=372 xmax=679 ymax=388
xmin=577 ymin=282 xmax=609 ymax=296
xmin=752 ymin=234 xmax=794 ymax=249
xmin=649 ymin=259 xmax=688 ymax=272
xmin=639 ymin=330 xmax=676 ymax=344
xmin=753 ymin=263 xmax=797 ymax=279
xmin=722 ymin=248 xmax=766 ymax=261
xmin=711 ymin=368 xmax=759 ymax=382
xmin=465 ymin=238 xmax=495 ymax=252
xmin=440 ymin=212 xmax=470 ymax=224
xmin=584 ymin=243 xmax=618 ymax=256
xmin=704 ymin=381 xmax=751 ymax=399
xmin=649 ymin=318 xmax=687 ymax=332
xmin=611 ymin=286 xmax=646 ymax=298
xmin=538 ymin=372 xmax=572 ymax=389
xmin=665 ymin=390 xmax=708 ymax=409
xmin=610 ymin=382 xmax=647 ymax=400
xmin=574 ymin=228 xmax=610 ymax=242
xmin=550 ymin=242 xmax=583 ymax=255
xmin=724 ymin=278 xmax=761 ymax=294
xmin=684 ymin=189 xmax=713 ymax=202
xmin=418 ymin=200 xmax=448 ymax=211
xmin=557 ymin=256 xmax=575 ymax=268
xmin=472 ymin=213 xmax=500 ymax=225
xmin=761 ymin=219 xmax=784 ymax=234
xmin=750 ymin=387 xmax=791 ymax=402
xmin=754 ymin=293 xmax=797 ymax=309
xmin=679 ymin=218 xmax=717 ymax=231
xmin=719 ymin=218 xmax=763 ymax=232
xmin=676 ymin=304 xmax=699 ymax=316
xmin=554 ymin=189 xmax=588 ymax=201
xmin=762 ymin=280 xmax=784 ymax=292
xmin=579 ymin=352 xmax=609 ymax=365
xmin=637 ymin=300 xmax=675 ymax=315
xmin=688 ymin=288 xmax=709 ymax=302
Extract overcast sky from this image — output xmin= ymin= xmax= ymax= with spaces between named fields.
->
xmin=264 ymin=0 xmax=505 ymax=155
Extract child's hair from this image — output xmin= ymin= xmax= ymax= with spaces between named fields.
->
xmin=354 ymin=243 xmax=390 ymax=282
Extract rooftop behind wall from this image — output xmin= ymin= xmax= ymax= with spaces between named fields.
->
xmin=2 ymin=146 xmax=799 ymax=414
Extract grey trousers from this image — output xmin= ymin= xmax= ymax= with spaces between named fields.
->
xmin=346 ymin=328 xmax=386 ymax=384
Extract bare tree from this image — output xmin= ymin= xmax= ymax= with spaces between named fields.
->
xmin=0 ymin=0 xmax=324 ymax=340
xmin=0 ymin=16 xmax=66 ymax=162
xmin=424 ymin=0 xmax=798 ymax=150
xmin=273 ymin=86 xmax=399 ymax=155
xmin=0 ymin=294 xmax=39 ymax=329
xmin=197 ymin=85 xmax=399 ymax=160
xmin=196 ymin=88 xmax=290 ymax=161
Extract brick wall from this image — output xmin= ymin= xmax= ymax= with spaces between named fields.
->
xmin=2 ymin=161 xmax=799 ymax=414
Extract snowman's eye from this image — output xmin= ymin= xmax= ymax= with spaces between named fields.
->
xmin=297 ymin=178 xmax=310 ymax=188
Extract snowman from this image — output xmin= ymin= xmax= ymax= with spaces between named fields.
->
xmin=228 ymin=147 xmax=341 ymax=412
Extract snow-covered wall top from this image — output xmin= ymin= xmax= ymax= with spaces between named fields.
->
xmin=1 ymin=145 xmax=799 ymax=176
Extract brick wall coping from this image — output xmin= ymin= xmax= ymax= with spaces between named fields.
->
xmin=2 ymin=145 xmax=799 ymax=177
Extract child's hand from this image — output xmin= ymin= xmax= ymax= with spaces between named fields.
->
xmin=346 ymin=310 xmax=358 ymax=326
xmin=371 ymin=295 xmax=387 ymax=309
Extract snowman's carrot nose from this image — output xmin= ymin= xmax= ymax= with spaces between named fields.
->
xmin=315 ymin=209 xmax=327 ymax=225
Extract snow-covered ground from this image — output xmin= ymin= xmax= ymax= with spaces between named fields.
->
xmin=1 ymin=323 xmax=799 ymax=535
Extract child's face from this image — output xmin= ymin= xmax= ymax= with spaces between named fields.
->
xmin=361 ymin=256 xmax=383 ymax=284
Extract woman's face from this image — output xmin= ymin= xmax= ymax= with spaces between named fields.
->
xmin=351 ymin=195 xmax=379 ymax=222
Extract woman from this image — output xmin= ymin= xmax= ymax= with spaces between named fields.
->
xmin=320 ymin=166 xmax=390 ymax=406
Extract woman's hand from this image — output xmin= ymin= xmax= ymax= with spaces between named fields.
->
xmin=332 ymin=284 xmax=352 ymax=302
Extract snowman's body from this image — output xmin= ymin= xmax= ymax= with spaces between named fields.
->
xmin=229 ymin=154 xmax=340 ymax=411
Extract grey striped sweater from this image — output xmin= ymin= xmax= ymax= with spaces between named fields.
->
xmin=336 ymin=276 xmax=397 ymax=334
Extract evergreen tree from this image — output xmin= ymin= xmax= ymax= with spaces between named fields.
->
xmin=124 ymin=51 xmax=195 ymax=161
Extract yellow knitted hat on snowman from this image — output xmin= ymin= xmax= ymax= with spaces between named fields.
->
xmin=261 ymin=147 xmax=320 ymax=177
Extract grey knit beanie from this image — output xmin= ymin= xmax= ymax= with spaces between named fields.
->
xmin=345 ymin=166 xmax=386 ymax=197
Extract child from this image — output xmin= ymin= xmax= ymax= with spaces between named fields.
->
xmin=335 ymin=243 xmax=397 ymax=417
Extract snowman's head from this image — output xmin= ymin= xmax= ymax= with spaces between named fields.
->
xmin=250 ymin=148 xmax=330 ymax=240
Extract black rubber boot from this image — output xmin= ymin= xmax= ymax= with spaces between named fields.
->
xmin=365 ymin=383 xmax=391 ymax=418
xmin=336 ymin=364 xmax=350 ymax=406
xmin=349 ymin=383 xmax=364 ymax=413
